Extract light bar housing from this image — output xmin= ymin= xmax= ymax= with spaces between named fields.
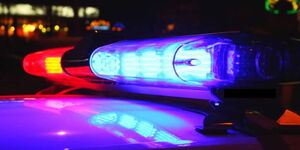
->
xmin=90 ymin=32 xmax=299 ymax=90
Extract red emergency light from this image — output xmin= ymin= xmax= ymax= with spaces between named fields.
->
xmin=23 ymin=46 xmax=74 ymax=77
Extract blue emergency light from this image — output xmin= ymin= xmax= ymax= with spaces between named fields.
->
xmin=89 ymin=32 xmax=292 ymax=90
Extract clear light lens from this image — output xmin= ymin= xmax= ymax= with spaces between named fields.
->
xmin=90 ymin=35 xmax=235 ymax=88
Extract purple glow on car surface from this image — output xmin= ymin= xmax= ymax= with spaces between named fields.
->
xmin=57 ymin=131 xmax=67 ymax=136
xmin=90 ymin=112 xmax=193 ymax=145
xmin=0 ymin=96 xmax=261 ymax=149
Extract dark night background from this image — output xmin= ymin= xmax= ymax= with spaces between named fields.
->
xmin=0 ymin=0 xmax=299 ymax=96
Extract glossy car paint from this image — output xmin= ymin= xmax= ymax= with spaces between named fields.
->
xmin=0 ymin=96 xmax=261 ymax=150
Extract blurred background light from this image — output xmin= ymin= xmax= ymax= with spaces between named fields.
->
xmin=8 ymin=4 xmax=46 ymax=16
xmin=79 ymin=7 xmax=100 ymax=18
xmin=265 ymin=0 xmax=299 ymax=14
xmin=52 ymin=6 xmax=74 ymax=18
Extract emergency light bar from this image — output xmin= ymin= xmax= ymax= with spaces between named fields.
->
xmin=22 ymin=32 xmax=300 ymax=97
xmin=89 ymin=33 xmax=298 ymax=89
